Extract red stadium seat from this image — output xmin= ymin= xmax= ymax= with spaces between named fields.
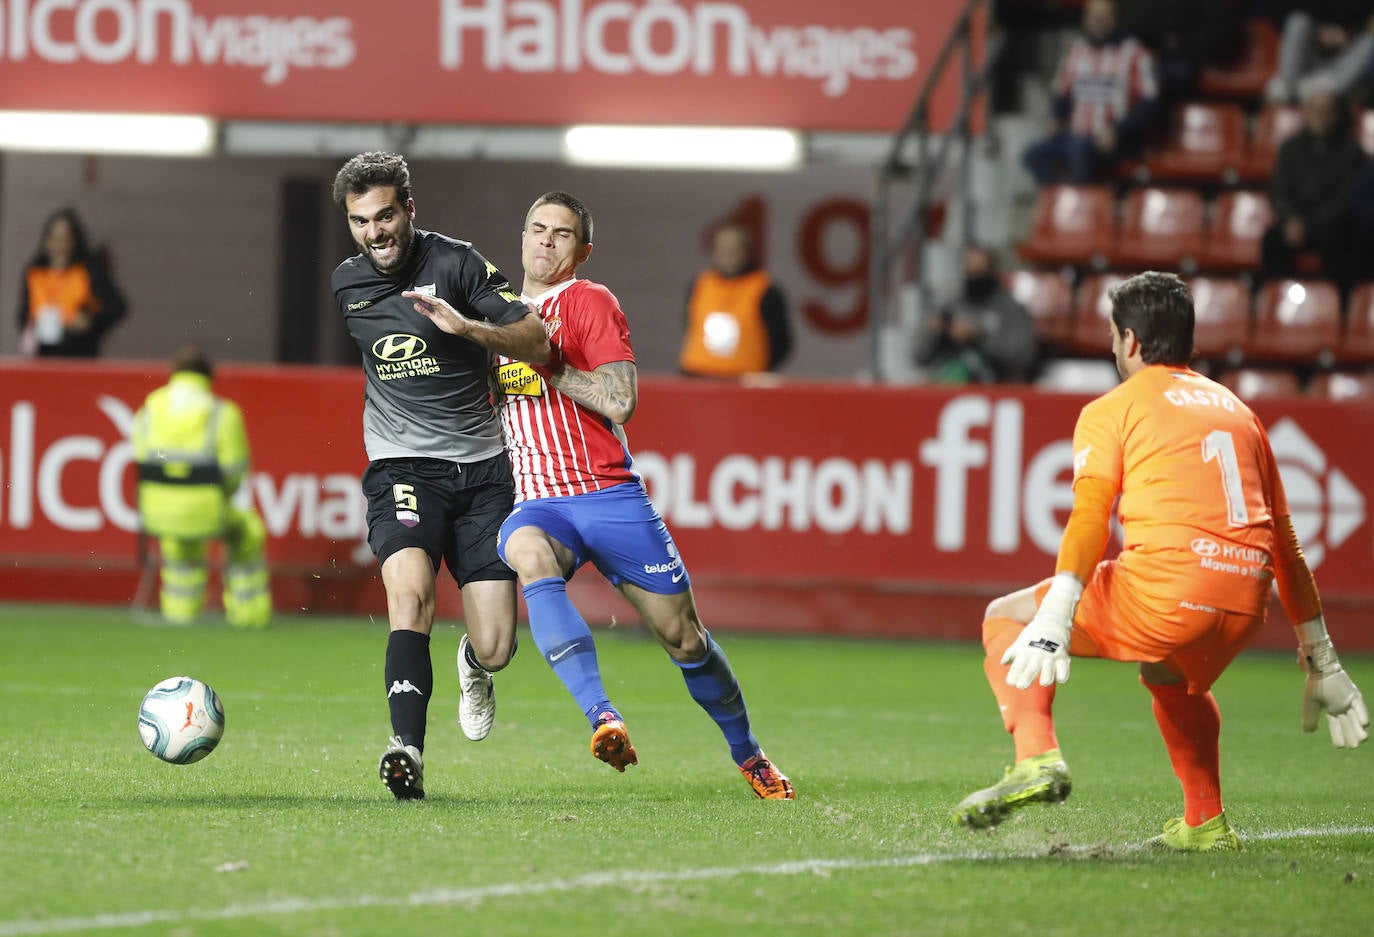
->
xmin=1341 ymin=283 xmax=1374 ymax=363
xmin=1143 ymin=103 xmax=1247 ymax=183
xmin=1309 ymin=371 xmax=1374 ymax=401
xmin=1018 ymin=185 xmax=1115 ymax=268
xmin=1217 ymin=367 xmax=1302 ymax=399
xmin=1242 ymin=104 xmax=1303 ymax=181
xmin=1198 ymin=190 xmax=1272 ymax=272
xmin=1005 ymin=269 xmax=1075 ymax=345
xmin=1188 ymin=277 xmax=1252 ymax=362
xmin=1198 ymin=19 xmax=1278 ymax=98
xmin=1109 ymin=188 xmax=1205 ymax=269
xmin=1249 ymin=280 xmax=1342 ymax=362
xmin=1070 ymin=273 xmax=1126 ymax=352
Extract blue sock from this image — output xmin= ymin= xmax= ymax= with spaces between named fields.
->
xmin=523 ymin=577 xmax=616 ymax=728
xmin=675 ymin=634 xmax=760 ymax=766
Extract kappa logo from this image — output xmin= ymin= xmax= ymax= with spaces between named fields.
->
xmin=373 ymin=334 xmax=428 ymax=362
xmin=1190 ymin=537 xmax=1222 ymax=557
xmin=1073 ymin=444 xmax=1092 ymax=476
xmin=387 ymin=680 xmax=425 ymax=698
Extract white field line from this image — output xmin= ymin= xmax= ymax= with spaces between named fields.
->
xmin=2 ymin=825 xmax=1371 ymax=936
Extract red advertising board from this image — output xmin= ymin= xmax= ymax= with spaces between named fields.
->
xmin=0 ymin=0 xmax=979 ymax=133
xmin=1 ymin=360 xmax=1371 ymax=650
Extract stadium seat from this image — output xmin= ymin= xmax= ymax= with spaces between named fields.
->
xmin=1017 ymin=185 xmax=1115 ymax=268
xmin=1217 ymin=367 xmax=1302 ymax=399
xmin=1109 ymin=188 xmax=1205 ymax=270
xmin=1198 ymin=190 xmax=1271 ymax=272
xmin=1005 ymin=269 xmax=1075 ymax=345
xmin=1249 ymin=279 xmax=1342 ymax=363
xmin=1242 ymin=104 xmax=1303 ymax=181
xmin=1070 ymin=273 xmax=1126 ymax=353
xmin=1198 ymin=19 xmax=1278 ymax=98
xmin=1309 ymin=370 xmax=1374 ymax=402
xmin=1036 ymin=358 xmax=1121 ymax=394
xmin=1188 ymin=276 xmax=1252 ymax=363
xmin=1341 ymin=282 xmax=1374 ymax=363
xmin=1142 ymin=103 xmax=1246 ymax=183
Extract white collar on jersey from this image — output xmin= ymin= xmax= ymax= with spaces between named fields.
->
xmin=521 ymin=276 xmax=579 ymax=305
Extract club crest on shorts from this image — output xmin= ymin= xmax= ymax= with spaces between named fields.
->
xmin=396 ymin=509 xmax=419 ymax=527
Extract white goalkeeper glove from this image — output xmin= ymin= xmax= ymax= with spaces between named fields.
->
xmin=1297 ymin=617 xmax=1369 ymax=749
xmin=1004 ymin=572 xmax=1081 ymax=690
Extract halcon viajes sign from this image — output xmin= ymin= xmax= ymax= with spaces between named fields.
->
xmin=0 ymin=0 xmax=977 ymax=131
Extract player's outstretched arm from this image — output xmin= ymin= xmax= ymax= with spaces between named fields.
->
xmin=1003 ymin=476 xmax=1115 ymax=690
xmin=405 ymin=292 xmax=551 ymax=363
xmin=545 ymin=360 xmax=637 ymax=425
xmin=1271 ymin=513 xmax=1370 ymax=748
xmin=1297 ymin=617 xmax=1370 ymax=749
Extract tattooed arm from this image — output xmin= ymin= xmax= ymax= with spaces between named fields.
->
xmin=545 ymin=359 xmax=638 ymax=425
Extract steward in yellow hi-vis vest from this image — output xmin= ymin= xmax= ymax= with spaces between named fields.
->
xmin=678 ymin=223 xmax=791 ymax=378
xmin=131 ymin=347 xmax=271 ymax=628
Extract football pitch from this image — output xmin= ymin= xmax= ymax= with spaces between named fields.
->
xmin=1 ymin=603 xmax=1371 ymax=937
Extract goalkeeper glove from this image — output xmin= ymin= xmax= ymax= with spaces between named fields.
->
xmin=1004 ymin=572 xmax=1081 ymax=690
xmin=1297 ymin=617 xmax=1369 ymax=749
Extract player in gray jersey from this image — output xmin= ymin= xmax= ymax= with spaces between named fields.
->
xmin=331 ymin=151 xmax=550 ymax=799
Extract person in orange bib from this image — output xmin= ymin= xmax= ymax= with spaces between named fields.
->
xmin=17 ymin=207 xmax=126 ymax=358
xmin=954 ymin=271 xmax=1368 ymax=851
xmin=678 ymin=222 xmax=791 ymax=379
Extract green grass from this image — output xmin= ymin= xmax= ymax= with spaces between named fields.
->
xmin=1 ymin=602 xmax=1371 ymax=937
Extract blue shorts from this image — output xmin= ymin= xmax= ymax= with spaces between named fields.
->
xmin=497 ymin=482 xmax=691 ymax=594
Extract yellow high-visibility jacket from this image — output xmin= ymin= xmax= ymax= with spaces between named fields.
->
xmin=131 ymin=372 xmax=251 ymax=540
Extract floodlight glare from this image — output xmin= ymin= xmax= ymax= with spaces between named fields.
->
xmin=0 ymin=111 xmax=216 ymax=156
xmin=562 ymin=125 xmax=801 ymax=170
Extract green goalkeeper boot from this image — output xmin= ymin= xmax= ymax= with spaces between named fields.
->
xmin=1144 ymin=812 xmax=1241 ymax=852
xmin=953 ymin=749 xmax=1072 ymax=829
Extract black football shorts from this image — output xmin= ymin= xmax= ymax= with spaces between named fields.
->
xmin=362 ymin=454 xmax=517 ymax=586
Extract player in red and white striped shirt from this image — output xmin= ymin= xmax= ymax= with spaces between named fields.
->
xmin=1022 ymin=0 xmax=1160 ymax=185
xmin=419 ymin=192 xmax=792 ymax=799
xmin=497 ymin=275 xmax=637 ymax=503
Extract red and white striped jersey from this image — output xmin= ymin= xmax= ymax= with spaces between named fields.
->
xmin=495 ymin=278 xmax=638 ymax=502
xmin=1054 ymin=37 xmax=1158 ymax=135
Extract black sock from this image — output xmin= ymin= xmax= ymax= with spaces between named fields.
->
xmin=385 ymin=630 xmax=432 ymax=751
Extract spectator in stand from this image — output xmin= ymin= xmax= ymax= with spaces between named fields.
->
xmin=678 ymin=222 xmax=792 ymax=379
xmin=1118 ymin=0 xmax=1241 ymax=103
xmin=1259 ymin=78 xmax=1366 ymax=295
xmin=1022 ymin=0 xmax=1162 ymax=186
xmin=16 ymin=207 xmax=126 ymax=358
xmin=914 ymin=245 xmax=1040 ymax=384
xmin=1264 ymin=2 xmax=1374 ymax=105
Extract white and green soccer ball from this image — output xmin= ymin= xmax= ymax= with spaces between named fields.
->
xmin=137 ymin=676 xmax=225 ymax=764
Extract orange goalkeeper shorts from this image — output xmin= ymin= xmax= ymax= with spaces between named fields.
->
xmin=1034 ymin=559 xmax=1265 ymax=693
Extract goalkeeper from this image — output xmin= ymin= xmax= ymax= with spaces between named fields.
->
xmin=954 ymin=272 xmax=1367 ymax=850
xmin=132 ymin=346 xmax=271 ymax=628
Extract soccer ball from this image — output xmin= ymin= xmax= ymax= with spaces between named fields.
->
xmin=137 ymin=676 xmax=225 ymax=764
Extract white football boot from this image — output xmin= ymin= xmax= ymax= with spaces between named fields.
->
xmin=456 ymin=634 xmax=496 ymax=741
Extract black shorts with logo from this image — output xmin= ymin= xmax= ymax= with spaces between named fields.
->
xmin=362 ymin=453 xmax=516 ymax=587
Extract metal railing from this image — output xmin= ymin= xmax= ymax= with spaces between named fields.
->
xmin=868 ymin=0 xmax=1004 ymax=380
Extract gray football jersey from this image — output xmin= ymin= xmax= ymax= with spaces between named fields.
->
xmin=332 ymin=230 xmax=530 ymax=463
